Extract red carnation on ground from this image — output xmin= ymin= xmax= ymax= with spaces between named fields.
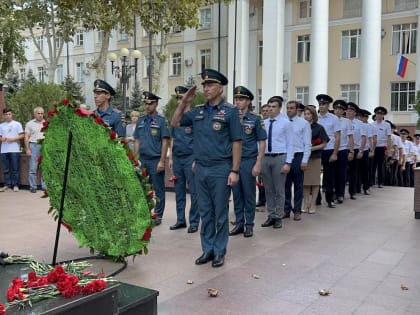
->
xmin=109 ymin=130 xmax=117 ymax=140
xmin=82 ymin=280 xmax=106 ymax=295
xmin=141 ymin=228 xmax=152 ymax=241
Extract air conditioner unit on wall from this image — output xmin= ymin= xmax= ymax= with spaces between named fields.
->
xmin=408 ymin=104 xmax=414 ymax=110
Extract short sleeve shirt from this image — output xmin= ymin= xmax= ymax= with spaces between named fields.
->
xmin=95 ymin=105 xmax=125 ymax=137
xmin=241 ymin=111 xmax=267 ymax=159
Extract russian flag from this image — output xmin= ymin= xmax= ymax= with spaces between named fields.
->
xmin=396 ymin=54 xmax=409 ymax=78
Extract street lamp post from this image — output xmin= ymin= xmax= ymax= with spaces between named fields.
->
xmin=108 ymin=48 xmax=141 ymax=118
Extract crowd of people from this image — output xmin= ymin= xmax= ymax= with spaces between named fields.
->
xmin=1 ymin=70 xmax=419 ymax=269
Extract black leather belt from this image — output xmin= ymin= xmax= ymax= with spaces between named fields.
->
xmin=265 ymin=153 xmax=285 ymax=157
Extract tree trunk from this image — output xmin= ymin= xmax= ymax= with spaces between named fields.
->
xmin=91 ymin=31 xmax=111 ymax=79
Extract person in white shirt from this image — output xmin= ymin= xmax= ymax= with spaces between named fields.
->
xmin=0 ymin=109 xmax=24 ymax=192
xmin=414 ymin=134 xmax=420 ymax=167
xmin=316 ymin=94 xmax=341 ymax=208
xmin=357 ymin=109 xmax=376 ymax=194
xmin=400 ymin=129 xmax=415 ymax=187
xmin=370 ymin=106 xmax=391 ymax=188
xmin=261 ymin=96 xmax=293 ymax=229
xmin=283 ymin=100 xmax=311 ymax=221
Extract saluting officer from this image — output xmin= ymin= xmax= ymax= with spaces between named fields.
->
xmin=168 ymin=86 xmax=199 ymax=233
xmin=230 ymin=86 xmax=267 ymax=238
xmin=171 ymin=69 xmax=242 ymax=268
xmin=93 ymin=79 xmax=125 ymax=136
xmin=134 ymin=91 xmax=170 ymax=226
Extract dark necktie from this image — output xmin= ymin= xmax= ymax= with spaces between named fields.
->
xmin=268 ymin=119 xmax=275 ymax=152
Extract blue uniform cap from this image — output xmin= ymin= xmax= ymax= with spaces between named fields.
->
xmin=316 ymin=94 xmax=333 ymax=104
xmin=93 ymin=79 xmax=115 ymax=96
xmin=143 ymin=91 xmax=161 ymax=103
xmin=374 ymin=106 xmax=388 ymax=115
xmin=333 ymin=100 xmax=347 ymax=110
xmin=234 ymin=85 xmax=254 ymax=101
xmin=201 ymin=68 xmax=228 ymax=86
xmin=174 ymin=86 xmax=189 ymax=98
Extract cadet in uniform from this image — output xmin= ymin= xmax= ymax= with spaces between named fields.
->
xmin=134 ymin=91 xmax=170 ymax=225
xmin=171 ymin=69 xmax=242 ymax=268
xmin=371 ymin=106 xmax=391 ymax=188
xmin=168 ymin=86 xmax=199 ymax=233
xmin=93 ymin=79 xmax=125 ymax=136
xmin=230 ymin=86 xmax=266 ymax=238
xmin=333 ymin=100 xmax=354 ymax=203
xmin=317 ymin=94 xmax=341 ymax=208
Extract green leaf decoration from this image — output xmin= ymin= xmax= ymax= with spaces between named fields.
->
xmin=41 ymin=99 xmax=154 ymax=259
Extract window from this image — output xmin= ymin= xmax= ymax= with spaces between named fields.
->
xmin=120 ymin=31 xmax=128 ymax=41
xmin=36 ymin=36 xmax=44 ymax=50
xmin=343 ymin=0 xmax=362 ymax=18
xmin=391 ymin=81 xmax=415 ymax=112
xmin=19 ymin=68 xmax=26 ymax=81
xmin=340 ymin=84 xmax=360 ymax=103
xmin=341 ymin=29 xmax=361 ymax=59
xmin=37 ymin=66 xmax=46 ymax=82
xmin=76 ymin=62 xmax=84 ymax=82
xmin=200 ymin=8 xmax=212 ymax=30
xmin=296 ymin=87 xmax=309 ymax=105
xmin=170 ymin=52 xmax=182 ymax=76
xmin=297 ymin=35 xmax=310 ymax=63
xmin=200 ymin=49 xmax=211 ymax=72
xmin=97 ymin=31 xmax=104 ymax=44
xmin=55 ymin=37 xmax=61 ymax=50
xmin=392 ymin=23 xmax=417 ymax=55
xmin=298 ymin=0 xmax=311 ymax=19
xmin=258 ymin=41 xmax=263 ymax=66
xmin=394 ymin=0 xmax=417 ymax=11
xmin=75 ymin=30 xmax=84 ymax=46
xmin=56 ymin=64 xmax=64 ymax=84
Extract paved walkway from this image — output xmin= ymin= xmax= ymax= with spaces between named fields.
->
xmin=1 ymin=186 xmax=419 ymax=314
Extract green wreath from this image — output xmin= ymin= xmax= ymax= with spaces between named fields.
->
xmin=40 ymin=99 xmax=155 ymax=259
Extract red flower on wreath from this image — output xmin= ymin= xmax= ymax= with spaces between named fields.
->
xmin=147 ymin=191 xmax=154 ymax=199
xmin=141 ymin=168 xmax=147 ymax=177
xmin=133 ymin=160 xmax=140 ymax=167
xmin=75 ymin=108 xmax=93 ymax=117
xmin=61 ymin=221 xmax=73 ymax=232
xmin=109 ymin=130 xmax=117 ymax=140
xmin=62 ymin=99 xmax=70 ymax=106
xmin=94 ymin=116 xmax=104 ymax=125
xmin=151 ymin=212 xmax=157 ymax=219
xmin=141 ymin=228 xmax=152 ymax=241
xmin=40 ymin=120 xmax=49 ymax=132
xmin=47 ymin=108 xmax=59 ymax=117
xmin=127 ymin=153 xmax=135 ymax=161
xmin=0 ymin=303 xmax=6 ymax=315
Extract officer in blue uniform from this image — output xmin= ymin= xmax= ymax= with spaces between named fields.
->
xmin=230 ymin=86 xmax=266 ymax=238
xmin=171 ymin=69 xmax=242 ymax=268
xmin=93 ymin=79 xmax=125 ymax=137
xmin=134 ymin=91 xmax=170 ymax=225
xmin=168 ymin=86 xmax=200 ymax=233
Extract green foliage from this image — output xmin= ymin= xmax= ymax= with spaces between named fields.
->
xmin=62 ymin=75 xmax=85 ymax=103
xmin=25 ymin=69 xmax=37 ymax=84
xmin=163 ymin=91 xmax=206 ymax=122
xmin=130 ymin=81 xmax=144 ymax=113
xmin=6 ymin=82 xmax=67 ymax=124
xmin=41 ymin=100 xmax=152 ymax=258
xmin=4 ymin=70 xmax=20 ymax=100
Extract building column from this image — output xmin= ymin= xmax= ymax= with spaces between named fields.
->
xmin=309 ymin=0 xmax=329 ymax=104
xmin=416 ymin=0 xmax=420 ymax=91
xmin=227 ymin=0 xmax=249 ymax=102
xmin=261 ymin=0 xmax=285 ymax=105
xmin=359 ymin=0 xmax=382 ymax=114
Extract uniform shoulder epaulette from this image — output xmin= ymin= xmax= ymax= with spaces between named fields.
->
xmin=111 ymin=107 xmax=122 ymax=113
xmin=223 ymin=102 xmax=235 ymax=108
xmin=195 ymin=104 xmax=205 ymax=108
xmin=139 ymin=114 xmax=146 ymax=118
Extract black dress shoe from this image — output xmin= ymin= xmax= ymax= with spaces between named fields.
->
xmin=337 ymin=196 xmax=344 ymax=204
xmin=273 ymin=219 xmax=282 ymax=229
xmin=261 ymin=218 xmax=275 ymax=227
xmin=212 ymin=255 xmax=225 ymax=267
xmin=243 ymin=227 xmax=253 ymax=238
xmin=256 ymin=201 xmax=266 ymax=207
xmin=229 ymin=225 xmax=244 ymax=236
xmin=363 ymin=190 xmax=370 ymax=195
xmin=170 ymin=222 xmax=187 ymax=230
xmin=282 ymin=213 xmax=291 ymax=219
xmin=188 ymin=226 xmax=198 ymax=233
xmin=328 ymin=202 xmax=336 ymax=208
xmin=350 ymin=195 xmax=357 ymax=200
xmin=195 ymin=252 xmax=214 ymax=265
xmin=153 ymin=217 xmax=162 ymax=226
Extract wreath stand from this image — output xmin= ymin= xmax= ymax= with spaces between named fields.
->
xmin=51 ymin=131 xmax=127 ymax=277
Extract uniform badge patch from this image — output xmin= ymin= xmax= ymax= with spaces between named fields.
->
xmin=213 ymin=122 xmax=222 ymax=131
xmin=151 ymin=128 xmax=158 ymax=136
